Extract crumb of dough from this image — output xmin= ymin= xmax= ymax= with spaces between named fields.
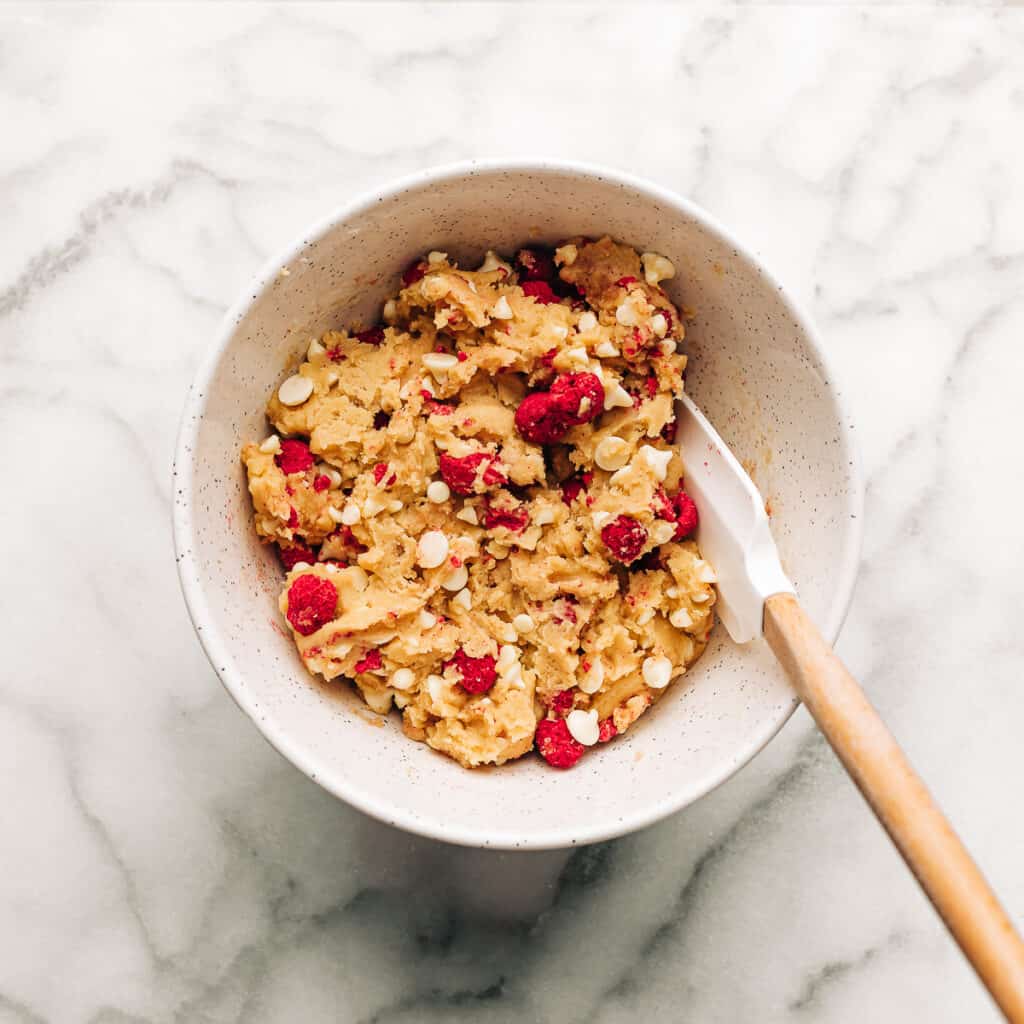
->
xmin=242 ymin=237 xmax=716 ymax=769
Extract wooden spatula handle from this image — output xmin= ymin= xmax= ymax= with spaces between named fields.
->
xmin=764 ymin=592 xmax=1024 ymax=1021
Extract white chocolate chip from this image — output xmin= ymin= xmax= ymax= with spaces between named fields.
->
xmin=566 ymin=708 xmax=600 ymax=746
xmin=427 ymin=250 xmax=448 ymax=265
xmin=666 ymin=586 xmax=679 ymax=599
xmin=642 ymin=655 xmax=673 ymax=689
xmin=451 ymin=587 xmax=472 ymax=611
xmin=698 ymin=562 xmax=718 ymax=583
xmin=278 ymin=374 xmax=314 ymax=406
xmin=421 ymin=277 xmax=449 ymax=302
xmin=533 ymin=507 xmax=555 ymax=526
xmin=615 ymin=301 xmax=640 ymax=327
xmin=391 ymin=668 xmax=415 ymax=691
xmin=423 ymin=352 xmax=459 ymax=375
xmin=292 ymin=561 xmax=312 ymax=572
xmin=595 ymin=436 xmax=630 ymax=471
xmin=259 ymin=434 xmax=282 ymax=454
xmin=641 ymin=252 xmax=676 ymax=285
xmin=692 ymin=591 xmax=711 ymax=604
xmin=670 ymin=608 xmax=693 ymax=628
xmin=639 ymin=445 xmax=673 ymax=481
xmin=500 ymin=624 xmax=518 ymax=643
xmin=307 ymin=339 xmax=327 ymax=363
xmin=327 ymin=506 xmax=346 ymax=524
xmin=563 ymin=346 xmax=590 ymax=370
xmin=603 ymin=380 xmax=633 ymax=411
xmin=503 ymin=661 xmax=523 ymax=686
xmin=418 ymin=609 xmax=438 ymax=629
xmin=548 ymin=324 xmax=569 ymax=342
xmin=556 ymin=243 xmax=578 ymax=266
xmin=478 ymin=250 xmax=511 ymax=273
xmin=651 ymin=313 xmax=668 ymax=338
xmin=577 ymin=310 xmax=598 ymax=332
xmin=497 ymin=644 xmax=519 ymax=671
xmin=595 ymin=340 xmax=620 ymax=358
xmin=325 ymin=370 xmax=339 ymax=387
xmin=579 ymin=657 xmax=605 ymax=694
xmin=383 ymin=299 xmax=398 ymax=323
xmin=513 ymin=613 xmax=535 ymax=633
xmin=441 ymin=564 xmax=469 ymax=591
xmin=341 ymin=503 xmax=361 ymax=525
xmin=659 ymin=339 xmax=677 ymax=356
xmin=362 ymin=495 xmax=387 ymax=517
xmin=492 ymin=295 xmax=513 ymax=320
xmin=649 ymin=520 xmax=677 ymax=546
xmin=420 ymin=376 xmax=436 ymax=397
xmin=417 ymin=530 xmax=449 ymax=568
xmin=426 ymin=674 xmax=445 ymax=702
xmin=455 ymin=506 xmax=479 ymax=525
xmin=426 ymin=480 xmax=451 ymax=504
xmin=636 ymin=607 xmax=655 ymax=626
xmin=347 ymin=566 xmax=369 ymax=591
xmin=592 ymin=510 xmax=612 ymax=530
xmin=386 ymin=499 xmax=404 ymax=513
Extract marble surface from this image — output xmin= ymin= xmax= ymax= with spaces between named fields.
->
xmin=3 ymin=3 xmax=1023 ymax=1021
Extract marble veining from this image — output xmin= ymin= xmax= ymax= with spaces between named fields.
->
xmin=2 ymin=3 xmax=1023 ymax=1022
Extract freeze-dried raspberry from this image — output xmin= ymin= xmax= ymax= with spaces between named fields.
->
xmin=439 ymin=452 xmax=506 ymax=496
xmin=353 ymin=649 xmax=382 ymax=674
xmin=514 ymin=392 xmax=570 ymax=444
xmin=550 ymin=373 xmax=604 ymax=426
xmin=456 ymin=351 xmax=468 ymax=362
xmin=313 ymin=474 xmax=330 ymax=492
xmin=615 ymin=276 xmax=638 ymax=287
xmin=372 ymin=462 xmax=396 ymax=487
xmin=598 ymin=718 xmax=618 ymax=743
xmin=652 ymin=488 xmax=675 ymax=521
xmin=539 ymin=348 xmax=558 ymax=369
xmin=644 ymin=375 xmax=659 ymax=399
xmin=672 ymin=491 xmax=699 ymax=539
xmin=516 ymin=247 xmax=556 ymax=282
xmin=276 ymin=439 xmax=314 ymax=475
xmin=601 ymin=515 xmax=648 ymax=563
xmin=521 ymin=280 xmax=559 ymax=305
xmin=425 ymin=400 xmax=453 ymax=416
xmin=286 ymin=507 xmax=299 ymax=529
xmin=536 ymin=718 xmax=585 ymax=769
xmin=285 ymin=574 xmax=338 ymax=636
xmin=658 ymin=307 xmax=674 ymax=335
xmin=482 ymin=502 xmax=529 ymax=533
xmin=560 ymin=472 xmax=592 ymax=506
xmin=445 ymin=649 xmax=497 ymax=694
xmin=331 ymin=525 xmax=367 ymax=553
xmin=354 ymin=326 xmax=384 ymax=346
xmin=548 ymin=690 xmax=574 ymax=715
xmin=402 ymin=260 xmax=427 ymax=285
xmin=279 ymin=543 xmax=316 ymax=571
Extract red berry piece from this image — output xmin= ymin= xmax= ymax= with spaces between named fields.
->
xmin=439 ymin=452 xmax=507 ymax=496
xmin=550 ymin=373 xmax=604 ymax=425
xmin=285 ymin=574 xmax=338 ymax=636
xmin=615 ymin=276 xmax=638 ymax=287
xmin=286 ymin=507 xmax=299 ymax=529
xmin=456 ymin=350 xmax=468 ymax=362
xmin=425 ymin=400 xmax=454 ymax=416
xmin=644 ymin=375 xmax=659 ymax=398
xmin=516 ymin=247 xmax=556 ymax=282
xmin=482 ymin=502 xmax=529 ymax=533
xmin=354 ymin=326 xmax=384 ymax=346
xmin=536 ymin=718 xmax=586 ymax=769
xmin=313 ymin=474 xmax=330 ymax=492
xmin=521 ymin=280 xmax=559 ymax=305
xmin=601 ymin=515 xmax=648 ymax=563
xmin=652 ymin=488 xmax=675 ymax=521
xmin=372 ymin=462 xmax=396 ymax=487
xmin=560 ymin=476 xmax=587 ymax=506
xmin=598 ymin=718 xmax=618 ymax=743
xmin=514 ymin=392 xmax=570 ymax=444
xmin=548 ymin=690 xmax=574 ymax=715
xmin=331 ymin=525 xmax=367 ymax=553
xmin=672 ymin=491 xmax=699 ymax=539
xmin=402 ymin=260 xmax=427 ymax=286
xmin=279 ymin=543 xmax=316 ymax=571
xmin=539 ymin=348 xmax=558 ymax=369
xmin=353 ymin=649 xmax=382 ymax=674
xmin=445 ymin=649 xmax=497 ymax=694
xmin=276 ymin=439 xmax=314 ymax=475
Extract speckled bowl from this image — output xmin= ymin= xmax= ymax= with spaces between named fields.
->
xmin=173 ymin=160 xmax=863 ymax=849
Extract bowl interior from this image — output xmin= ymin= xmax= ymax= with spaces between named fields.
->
xmin=175 ymin=164 xmax=860 ymax=848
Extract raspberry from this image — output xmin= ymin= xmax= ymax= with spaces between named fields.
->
xmin=536 ymin=718 xmax=585 ymax=769
xmin=521 ymin=280 xmax=559 ymax=305
xmin=456 ymin=351 xmax=468 ymax=362
xmin=672 ymin=491 xmax=699 ymax=539
xmin=285 ymin=574 xmax=338 ymax=636
xmin=276 ymin=439 xmax=314 ymax=475
xmin=425 ymin=400 xmax=453 ymax=416
xmin=327 ymin=347 xmax=347 ymax=362
xmin=661 ymin=417 xmax=678 ymax=443
xmin=644 ymin=375 xmax=659 ymax=398
xmin=615 ymin=276 xmax=638 ymax=287
xmin=516 ymin=247 xmax=556 ymax=282
xmin=652 ymin=488 xmax=675 ymax=521
xmin=445 ymin=649 xmax=497 ymax=694
xmin=659 ymin=307 xmax=674 ymax=334
xmin=279 ymin=543 xmax=316 ymax=571
xmin=601 ymin=515 xmax=648 ymax=563
xmin=287 ymin=507 xmax=299 ymax=529
xmin=514 ymin=392 xmax=570 ymax=444
xmin=331 ymin=525 xmax=367 ymax=553
xmin=549 ymin=690 xmax=574 ymax=715
xmin=539 ymin=348 xmax=558 ymax=369
xmin=402 ymin=260 xmax=426 ymax=286
xmin=598 ymin=718 xmax=618 ymax=743
xmin=354 ymin=326 xmax=384 ymax=346
xmin=439 ymin=452 xmax=506 ymax=496
xmin=550 ymin=373 xmax=604 ymax=425
xmin=372 ymin=462 xmax=396 ymax=487
xmin=482 ymin=502 xmax=529 ymax=533
xmin=560 ymin=473 xmax=589 ymax=506
xmin=374 ymin=410 xmax=391 ymax=429
xmin=353 ymin=649 xmax=382 ymax=674
xmin=313 ymin=474 xmax=330 ymax=492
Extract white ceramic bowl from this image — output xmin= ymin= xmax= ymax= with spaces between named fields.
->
xmin=173 ymin=160 xmax=863 ymax=849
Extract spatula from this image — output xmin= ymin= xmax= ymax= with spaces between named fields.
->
xmin=677 ymin=392 xmax=1024 ymax=1021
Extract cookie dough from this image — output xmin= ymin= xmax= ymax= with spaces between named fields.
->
xmin=241 ymin=238 xmax=717 ymax=769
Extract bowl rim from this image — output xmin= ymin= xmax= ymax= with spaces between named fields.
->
xmin=172 ymin=157 xmax=864 ymax=850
